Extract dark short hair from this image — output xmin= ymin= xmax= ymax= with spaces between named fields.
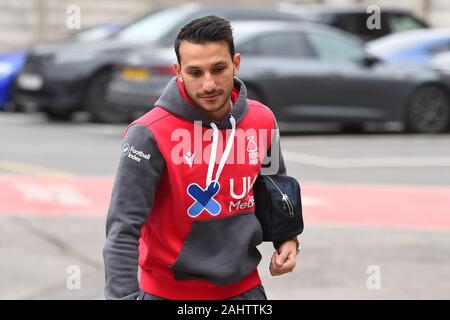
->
xmin=175 ymin=15 xmax=235 ymax=63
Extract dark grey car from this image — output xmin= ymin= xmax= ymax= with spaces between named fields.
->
xmin=107 ymin=21 xmax=450 ymax=133
xmin=12 ymin=4 xmax=300 ymax=123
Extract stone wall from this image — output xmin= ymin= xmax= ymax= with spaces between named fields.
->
xmin=0 ymin=0 xmax=448 ymax=52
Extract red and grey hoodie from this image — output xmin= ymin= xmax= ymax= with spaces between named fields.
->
xmin=103 ymin=76 xmax=286 ymax=300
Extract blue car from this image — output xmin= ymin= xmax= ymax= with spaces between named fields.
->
xmin=366 ymin=29 xmax=450 ymax=65
xmin=0 ymin=22 xmax=121 ymax=110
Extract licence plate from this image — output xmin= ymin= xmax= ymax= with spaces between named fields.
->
xmin=17 ymin=73 xmax=43 ymax=90
xmin=121 ymin=67 xmax=150 ymax=82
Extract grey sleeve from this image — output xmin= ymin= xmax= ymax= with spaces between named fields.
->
xmin=103 ymin=124 xmax=165 ymax=300
xmin=261 ymin=119 xmax=286 ymax=176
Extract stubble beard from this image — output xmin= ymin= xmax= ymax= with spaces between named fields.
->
xmin=184 ymin=82 xmax=233 ymax=116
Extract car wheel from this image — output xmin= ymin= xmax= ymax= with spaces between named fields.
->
xmin=406 ymin=86 xmax=449 ymax=133
xmin=3 ymin=102 xmax=20 ymax=112
xmin=85 ymin=70 xmax=129 ymax=123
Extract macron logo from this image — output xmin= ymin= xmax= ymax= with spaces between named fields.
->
xmin=121 ymin=143 xmax=151 ymax=163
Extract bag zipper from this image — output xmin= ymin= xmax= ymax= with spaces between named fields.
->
xmin=266 ymin=176 xmax=295 ymax=217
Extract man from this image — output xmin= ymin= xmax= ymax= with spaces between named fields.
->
xmin=103 ymin=15 xmax=300 ymax=300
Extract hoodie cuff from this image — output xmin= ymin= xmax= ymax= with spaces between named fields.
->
xmin=273 ymin=237 xmax=300 ymax=254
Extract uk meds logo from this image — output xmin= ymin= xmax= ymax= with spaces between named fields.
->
xmin=187 ymin=182 xmax=221 ymax=218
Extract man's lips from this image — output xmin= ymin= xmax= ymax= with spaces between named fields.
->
xmin=201 ymin=93 xmax=221 ymax=99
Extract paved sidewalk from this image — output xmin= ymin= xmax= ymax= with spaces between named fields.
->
xmin=2 ymin=216 xmax=449 ymax=300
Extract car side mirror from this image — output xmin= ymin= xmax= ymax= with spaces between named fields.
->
xmin=361 ymin=53 xmax=380 ymax=67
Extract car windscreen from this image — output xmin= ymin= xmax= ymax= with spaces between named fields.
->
xmin=115 ymin=6 xmax=194 ymax=43
xmin=236 ymin=31 xmax=315 ymax=58
xmin=334 ymin=13 xmax=387 ymax=38
xmin=388 ymin=13 xmax=428 ymax=33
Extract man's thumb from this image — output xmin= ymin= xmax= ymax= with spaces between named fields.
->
xmin=276 ymin=251 xmax=287 ymax=266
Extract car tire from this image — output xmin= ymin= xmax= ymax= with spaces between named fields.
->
xmin=405 ymin=85 xmax=449 ymax=134
xmin=85 ymin=70 xmax=129 ymax=123
xmin=3 ymin=102 xmax=20 ymax=112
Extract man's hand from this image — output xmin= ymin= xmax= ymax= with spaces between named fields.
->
xmin=269 ymin=239 xmax=298 ymax=276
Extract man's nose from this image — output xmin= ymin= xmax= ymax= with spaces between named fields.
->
xmin=202 ymin=73 xmax=217 ymax=92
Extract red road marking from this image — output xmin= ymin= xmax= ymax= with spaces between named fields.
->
xmin=0 ymin=176 xmax=113 ymax=216
xmin=1 ymin=175 xmax=449 ymax=230
xmin=303 ymin=183 xmax=450 ymax=230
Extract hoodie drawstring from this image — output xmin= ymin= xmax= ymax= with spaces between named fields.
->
xmin=206 ymin=115 xmax=236 ymax=187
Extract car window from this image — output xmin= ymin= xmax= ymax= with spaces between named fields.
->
xmin=156 ymin=9 xmax=297 ymax=47
xmin=238 ymin=39 xmax=259 ymax=55
xmin=238 ymin=32 xmax=315 ymax=58
xmin=116 ymin=6 xmax=193 ymax=42
xmin=307 ymin=31 xmax=365 ymax=62
xmin=335 ymin=13 xmax=387 ymax=38
xmin=388 ymin=13 xmax=426 ymax=33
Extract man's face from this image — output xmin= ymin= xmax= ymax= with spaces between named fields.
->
xmin=174 ymin=40 xmax=240 ymax=115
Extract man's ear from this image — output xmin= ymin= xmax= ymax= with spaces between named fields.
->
xmin=233 ymin=53 xmax=241 ymax=76
xmin=174 ymin=63 xmax=182 ymax=81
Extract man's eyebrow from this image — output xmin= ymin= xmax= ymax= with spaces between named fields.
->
xmin=185 ymin=60 xmax=229 ymax=70
xmin=185 ymin=65 xmax=200 ymax=71
xmin=213 ymin=60 xmax=229 ymax=67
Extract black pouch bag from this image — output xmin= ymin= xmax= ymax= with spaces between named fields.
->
xmin=253 ymin=174 xmax=304 ymax=242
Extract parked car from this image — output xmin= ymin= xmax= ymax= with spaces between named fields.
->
xmin=12 ymin=3 xmax=300 ymax=122
xmin=277 ymin=3 xmax=429 ymax=42
xmin=1 ymin=22 xmax=121 ymax=111
xmin=106 ymin=21 xmax=450 ymax=133
xmin=0 ymin=52 xmax=25 ymax=110
xmin=366 ymin=28 xmax=450 ymax=65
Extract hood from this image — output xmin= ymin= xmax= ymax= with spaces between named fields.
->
xmin=155 ymin=76 xmax=249 ymax=129
xmin=32 ymin=38 xmax=137 ymax=54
